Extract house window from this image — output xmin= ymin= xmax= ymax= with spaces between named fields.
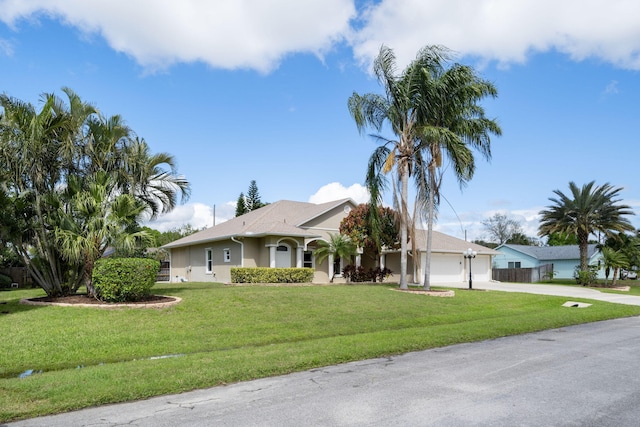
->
xmin=508 ymin=261 xmax=521 ymax=269
xmin=205 ymin=248 xmax=213 ymax=274
xmin=223 ymin=248 xmax=231 ymax=263
xmin=277 ymin=245 xmax=288 ymax=252
xmin=303 ymin=251 xmax=313 ymax=268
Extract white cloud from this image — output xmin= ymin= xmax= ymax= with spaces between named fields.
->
xmin=603 ymin=80 xmax=620 ymax=95
xmin=144 ymin=202 xmax=221 ymax=232
xmin=308 ymin=182 xmax=369 ymax=204
xmin=0 ymin=38 xmax=13 ymax=56
xmin=0 ymin=0 xmax=355 ymax=72
xmin=351 ymin=0 xmax=640 ymax=71
xmin=3 ymin=1 xmax=640 ymax=72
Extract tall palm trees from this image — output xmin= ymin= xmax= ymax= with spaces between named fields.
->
xmin=538 ymin=181 xmax=634 ymax=280
xmin=0 ymin=89 xmax=190 ymax=296
xmin=348 ymin=45 xmax=501 ymax=290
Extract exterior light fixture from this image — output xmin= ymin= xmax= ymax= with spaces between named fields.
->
xmin=463 ymin=248 xmax=477 ymax=290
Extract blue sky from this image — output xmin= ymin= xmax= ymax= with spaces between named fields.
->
xmin=1 ymin=0 xmax=639 ymax=242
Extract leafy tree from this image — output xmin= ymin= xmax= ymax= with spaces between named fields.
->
xmin=339 ymin=204 xmax=399 ymax=260
xmin=538 ymin=181 xmax=634 ymax=275
xmin=349 ymin=45 xmax=501 ymax=290
xmin=140 ymin=226 xmax=162 ymax=247
xmin=507 ymin=232 xmax=537 ymax=246
xmin=0 ymin=89 xmax=190 ymax=297
xmin=471 ymin=239 xmax=498 ymax=249
xmin=235 ymin=192 xmax=247 ymax=217
xmin=156 ymin=224 xmax=200 ymax=246
xmin=546 ymin=232 xmax=578 ymax=246
xmin=314 ymin=233 xmax=357 ymax=282
xmin=482 ymin=213 xmax=525 ymax=245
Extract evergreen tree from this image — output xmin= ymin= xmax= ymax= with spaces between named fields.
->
xmin=246 ymin=180 xmax=263 ymax=211
xmin=235 ymin=192 xmax=247 ymax=217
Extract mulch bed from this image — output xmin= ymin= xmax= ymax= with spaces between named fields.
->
xmin=21 ymin=294 xmax=181 ymax=308
xmin=392 ymin=289 xmax=455 ymax=297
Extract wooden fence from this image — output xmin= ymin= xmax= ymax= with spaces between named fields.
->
xmin=492 ymin=263 xmax=554 ymax=283
xmin=0 ymin=267 xmax=32 ymax=288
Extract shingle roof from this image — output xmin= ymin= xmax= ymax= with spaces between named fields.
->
xmin=411 ymin=229 xmax=500 ymax=254
xmin=162 ymin=198 xmax=500 ymax=254
xmin=162 ymin=199 xmax=352 ymax=249
xmin=498 ymin=244 xmax=599 ymax=260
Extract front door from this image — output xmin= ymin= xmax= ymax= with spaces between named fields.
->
xmin=275 ymin=244 xmax=291 ymax=268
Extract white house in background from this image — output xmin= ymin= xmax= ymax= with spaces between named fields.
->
xmin=162 ymin=198 xmax=498 ymax=284
xmin=493 ymin=244 xmax=605 ymax=279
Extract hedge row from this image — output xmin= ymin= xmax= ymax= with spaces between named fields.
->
xmin=92 ymin=258 xmax=160 ymax=302
xmin=231 ymin=267 xmax=314 ymax=283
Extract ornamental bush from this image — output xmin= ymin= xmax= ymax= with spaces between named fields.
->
xmin=342 ymin=265 xmax=392 ymax=283
xmin=231 ymin=267 xmax=314 ymax=283
xmin=0 ymin=272 xmax=12 ymax=288
xmin=92 ymin=258 xmax=160 ymax=302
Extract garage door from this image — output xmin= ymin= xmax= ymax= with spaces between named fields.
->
xmin=420 ymin=253 xmax=463 ymax=284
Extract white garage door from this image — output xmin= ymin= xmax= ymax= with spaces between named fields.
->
xmin=420 ymin=253 xmax=463 ymax=284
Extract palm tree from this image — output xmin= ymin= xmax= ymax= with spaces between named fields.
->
xmin=539 ymin=181 xmax=634 ymax=277
xmin=0 ymin=92 xmax=75 ymax=296
xmin=348 ymin=45 xmax=501 ymax=290
xmin=348 ymin=46 xmax=431 ymax=289
xmin=120 ymin=137 xmax=191 ymax=219
xmin=56 ymin=172 xmax=152 ymax=297
xmin=1 ymin=89 xmax=190 ymax=297
xmin=413 ymin=48 xmax=501 ymax=290
xmin=314 ymin=233 xmax=357 ymax=282
xmin=599 ymin=232 xmax=640 ymax=285
xmin=600 ymin=247 xmax=629 ymax=287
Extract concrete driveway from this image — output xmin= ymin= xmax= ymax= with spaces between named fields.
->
xmin=443 ymin=280 xmax=640 ymax=306
xmin=8 ymin=282 xmax=640 ymax=426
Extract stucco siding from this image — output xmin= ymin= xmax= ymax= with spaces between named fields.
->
xmin=242 ymin=238 xmax=261 ymax=267
xmin=302 ymin=204 xmax=353 ymax=230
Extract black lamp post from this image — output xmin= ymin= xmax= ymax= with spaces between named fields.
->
xmin=464 ymin=248 xmax=477 ymax=289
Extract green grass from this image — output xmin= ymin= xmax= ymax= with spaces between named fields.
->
xmin=2 ymin=282 xmax=640 ymax=422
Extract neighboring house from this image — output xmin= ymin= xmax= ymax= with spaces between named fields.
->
xmin=163 ymin=198 xmax=498 ymax=285
xmin=493 ymin=244 xmax=605 ymax=279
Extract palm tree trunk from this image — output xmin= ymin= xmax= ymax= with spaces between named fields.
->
xmin=578 ymin=230 xmax=589 ymax=272
xmin=399 ymin=163 xmax=409 ymax=289
xmin=423 ymin=167 xmax=436 ymax=290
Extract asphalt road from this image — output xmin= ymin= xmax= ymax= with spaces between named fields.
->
xmin=7 ymin=282 xmax=640 ymax=426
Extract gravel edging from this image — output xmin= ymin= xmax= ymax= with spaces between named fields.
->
xmin=20 ymin=295 xmax=182 ymax=309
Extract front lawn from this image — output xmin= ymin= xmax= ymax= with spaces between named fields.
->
xmin=2 ymin=282 xmax=640 ymax=422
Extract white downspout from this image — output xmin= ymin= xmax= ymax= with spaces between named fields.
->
xmin=231 ymin=236 xmax=244 ymax=267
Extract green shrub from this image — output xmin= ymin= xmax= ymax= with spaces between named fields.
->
xmin=231 ymin=267 xmax=314 ymax=283
xmin=574 ymin=265 xmax=598 ymax=286
xmin=0 ymin=272 xmax=12 ymax=288
xmin=92 ymin=258 xmax=160 ymax=302
xmin=342 ymin=265 xmax=392 ymax=283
